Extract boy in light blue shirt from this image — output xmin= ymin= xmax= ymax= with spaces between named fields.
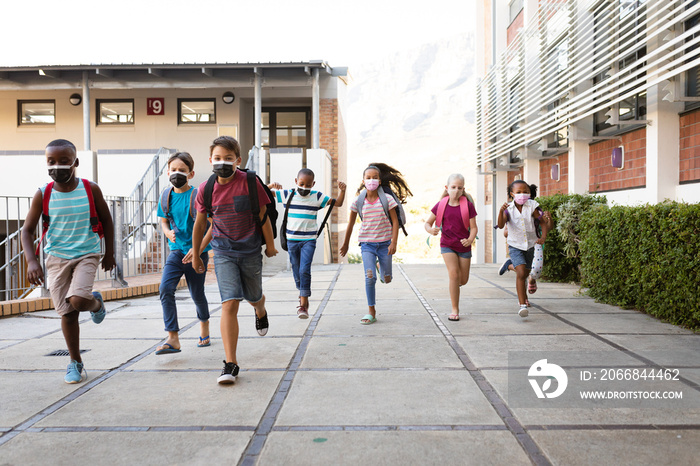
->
xmin=155 ymin=152 xmax=213 ymax=354
xmin=271 ymin=168 xmax=345 ymax=318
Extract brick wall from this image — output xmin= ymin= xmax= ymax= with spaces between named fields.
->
xmin=589 ymin=128 xmax=646 ymax=193
xmin=320 ymin=98 xmax=341 ymax=261
xmin=539 ymin=153 xmax=569 ymax=196
xmin=485 ymin=174 xmax=492 ymax=205
xmin=680 ymin=109 xmax=700 ymax=183
xmin=484 ymin=220 xmax=493 ymax=263
xmin=507 ymin=11 xmax=524 ymax=47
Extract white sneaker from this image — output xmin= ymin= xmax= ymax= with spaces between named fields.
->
xmin=518 ymin=305 xmax=529 ymax=318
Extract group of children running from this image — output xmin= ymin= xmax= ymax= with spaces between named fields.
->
xmin=21 ymin=136 xmax=551 ymax=386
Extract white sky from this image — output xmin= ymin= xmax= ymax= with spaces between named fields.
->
xmin=3 ymin=0 xmax=474 ymax=69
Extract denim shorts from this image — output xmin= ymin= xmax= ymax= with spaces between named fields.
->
xmin=213 ymin=253 xmax=263 ymax=303
xmin=440 ymin=247 xmax=472 ymax=259
xmin=509 ymin=246 xmax=535 ymax=270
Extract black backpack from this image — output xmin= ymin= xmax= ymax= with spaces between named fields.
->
xmin=202 ymin=169 xmax=278 ymax=238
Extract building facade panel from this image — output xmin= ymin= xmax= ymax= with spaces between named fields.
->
xmin=680 ymin=109 xmax=700 ymax=184
xmin=539 ymin=153 xmax=568 ymax=196
xmin=589 ymin=128 xmax=646 ymax=193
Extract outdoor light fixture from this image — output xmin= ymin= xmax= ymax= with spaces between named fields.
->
xmin=611 ymin=146 xmax=624 ymax=170
xmin=551 ymin=163 xmax=561 ymax=181
xmin=69 ymin=93 xmax=82 ymax=106
xmin=222 ymin=91 xmax=235 ymax=104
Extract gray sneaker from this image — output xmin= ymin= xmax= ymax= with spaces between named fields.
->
xmin=65 ymin=360 xmax=87 ymax=384
xmin=91 ymin=291 xmax=106 ymax=324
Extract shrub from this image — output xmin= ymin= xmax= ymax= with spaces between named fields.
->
xmin=579 ymin=201 xmax=700 ymax=330
xmin=535 ymin=193 xmax=607 ymax=283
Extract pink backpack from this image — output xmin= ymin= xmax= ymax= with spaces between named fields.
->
xmin=435 ymin=195 xmax=472 ymax=231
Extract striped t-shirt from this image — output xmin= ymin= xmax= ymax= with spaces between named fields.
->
xmin=351 ymin=193 xmax=398 ymax=242
xmin=41 ymin=183 xmax=102 ymax=259
xmin=276 ymin=189 xmax=331 ymax=241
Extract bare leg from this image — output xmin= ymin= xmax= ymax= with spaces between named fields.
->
xmin=442 ymin=253 xmax=462 ymax=315
xmin=61 ymin=311 xmax=81 ymax=363
xmin=220 ymin=300 xmax=240 ymax=364
xmin=200 ymin=320 xmax=210 ymax=341
xmin=515 ymin=264 xmax=530 ymax=305
xmin=157 ymin=330 xmax=180 ymax=351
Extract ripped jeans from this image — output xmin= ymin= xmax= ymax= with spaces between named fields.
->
xmin=360 ymin=240 xmax=393 ymax=306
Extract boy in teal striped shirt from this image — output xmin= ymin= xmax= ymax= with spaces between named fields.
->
xmin=270 ymin=169 xmax=345 ymax=317
xmin=22 ymin=139 xmax=115 ymax=384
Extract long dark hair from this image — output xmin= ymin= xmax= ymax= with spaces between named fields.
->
xmin=357 ymin=163 xmax=412 ymax=203
xmin=507 ymin=180 xmax=537 ymax=201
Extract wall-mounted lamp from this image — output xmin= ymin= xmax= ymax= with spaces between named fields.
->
xmin=611 ymin=146 xmax=624 ymax=170
xmin=551 ymin=163 xmax=561 ymax=181
xmin=69 ymin=93 xmax=82 ymax=106
xmin=222 ymin=91 xmax=235 ymax=104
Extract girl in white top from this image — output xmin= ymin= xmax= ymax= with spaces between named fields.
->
xmin=497 ymin=180 xmax=551 ymax=318
xmin=340 ymin=163 xmax=412 ymax=325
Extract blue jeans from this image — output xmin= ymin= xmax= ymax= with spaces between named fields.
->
xmin=213 ymin=253 xmax=263 ymax=303
xmin=360 ymin=241 xmax=392 ymax=307
xmin=160 ymin=249 xmax=210 ymax=332
xmin=288 ymin=240 xmax=316 ymax=297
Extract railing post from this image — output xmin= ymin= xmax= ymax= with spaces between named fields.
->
xmin=112 ymin=198 xmax=128 ymax=288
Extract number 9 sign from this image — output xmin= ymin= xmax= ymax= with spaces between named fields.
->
xmin=147 ymin=98 xmax=164 ymax=116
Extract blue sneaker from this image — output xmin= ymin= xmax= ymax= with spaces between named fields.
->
xmin=91 ymin=291 xmax=106 ymax=324
xmin=499 ymin=259 xmax=512 ymax=275
xmin=65 ymin=360 xmax=86 ymax=384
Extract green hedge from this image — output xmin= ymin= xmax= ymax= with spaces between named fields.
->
xmin=579 ymin=202 xmax=700 ymax=330
xmin=536 ymin=193 xmax=607 ymax=283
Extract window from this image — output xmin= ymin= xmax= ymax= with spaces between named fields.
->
xmin=97 ymin=99 xmax=134 ymax=125
xmin=178 ymin=99 xmax=215 ymax=124
xmin=18 ymin=100 xmax=55 ymax=125
xmin=261 ymin=108 xmax=309 ymax=150
xmin=685 ymin=4 xmax=700 ymax=100
xmin=509 ymin=0 xmax=523 ymax=24
xmin=547 ymin=97 xmax=569 ymax=149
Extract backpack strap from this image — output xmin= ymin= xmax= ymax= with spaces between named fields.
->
xmin=189 ymin=187 xmax=198 ymax=222
xmin=203 ymin=174 xmax=217 ymax=216
xmin=458 ymin=196 xmax=471 ymax=231
xmin=36 ymin=182 xmax=55 ymax=256
xmin=246 ymin=170 xmax=263 ymax=227
xmin=317 ymin=198 xmax=336 ymax=237
xmin=376 ymin=186 xmax=392 ymax=222
xmin=282 ymin=189 xmax=295 ymax=231
xmin=160 ymin=187 xmax=173 ymax=217
xmin=81 ymin=179 xmax=103 ymax=238
xmin=435 ymin=197 xmax=449 ymax=228
xmin=355 ymin=189 xmax=367 ymax=221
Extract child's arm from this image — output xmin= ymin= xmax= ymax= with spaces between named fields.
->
xmin=332 ymin=181 xmax=347 ymax=207
xmin=20 ymin=190 xmax=45 ymax=286
xmin=260 ymin=205 xmax=278 ymax=258
xmin=424 ymin=212 xmax=439 ymax=236
xmin=339 ymin=210 xmax=357 ymax=257
xmin=461 ymin=217 xmax=479 ymax=248
xmin=388 ymin=207 xmax=399 ymax=255
xmin=497 ymin=202 xmax=509 ymax=229
xmin=183 ymin=219 xmax=213 ymax=264
xmin=92 ymin=183 xmax=115 ymax=272
xmin=535 ymin=210 xmax=553 ymax=244
xmin=268 ymin=182 xmax=282 ymax=191
xmin=160 ymin=217 xmax=176 ymax=243
xmin=191 ymin=211 xmax=208 ymax=274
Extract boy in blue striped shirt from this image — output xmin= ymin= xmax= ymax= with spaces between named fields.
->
xmin=22 ymin=139 xmax=115 ymax=384
xmin=270 ymin=169 xmax=345 ymax=318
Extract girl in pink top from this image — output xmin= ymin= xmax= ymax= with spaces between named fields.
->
xmin=425 ymin=174 xmax=478 ymax=321
xmin=340 ymin=163 xmax=412 ymax=325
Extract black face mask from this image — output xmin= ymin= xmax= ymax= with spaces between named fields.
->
xmin=169 ymin=172 xmax=188 ymax=188
xmin=212 ymin=162 xmax=235 ymax=179
xmin=296 ymin=187 xmax=311 ymax=197
xmin=48 ymin=163 xmax=75 ymax=184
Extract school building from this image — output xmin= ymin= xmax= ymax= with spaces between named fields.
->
xmin=474 ymin=0 xmax=700 ymax=265
xmin=0 ymin=61 xmax=349 ymax=272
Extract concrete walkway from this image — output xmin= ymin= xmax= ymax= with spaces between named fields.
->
xmin=0 ymin=264 xmax=698 ymax=465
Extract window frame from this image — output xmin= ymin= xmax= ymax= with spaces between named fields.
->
xmin=260 ymin=107 xmax=310 ymax=150
xmin=96 ymin=99 xmax=135 ymax=126
xmin=17 ymin=99 xmax=56 ymax=126
xmin=177 ymin=98 xmax=216 ymax=125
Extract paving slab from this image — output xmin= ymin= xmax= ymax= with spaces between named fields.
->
xmin=260 ymin=431 xmax=530 ymax=466
xmin=314 ymin=314 xmax=442 ymax=336
xmin=600 ymin=334 xmax=700 ymax=366
xmin=0 ymin=432 xmax=252 ymax=466
xmin=275 ymin=371 xmax=503 ymax=426
xmin=562 ymin=312 xmax=694 ymax=335
xmin=530 ymin=430 xmax=700 ymax=466
xmin=300 ymin=335 xmax=463 ymax=369
xmin=35 ymin=371 xmax=283 ymax=428
xmin=438 ymin=313 xmax=584 ymax=335
xmin=0 ymin=316 xmax=63 ymax=340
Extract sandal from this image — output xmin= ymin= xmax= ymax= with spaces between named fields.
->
xmin=448 ymin=314 xmax=460 ymax=321
xmin=528 ymin=280 xmax=537 ymax=294
xmin=360 ymin=314 xmax=377 ymax=325
xmin=197 ymin=336 xmax=211 ymax=347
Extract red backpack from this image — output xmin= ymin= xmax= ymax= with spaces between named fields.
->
xmin=435 ymin=195 xmax=473 ymax=231
xmin=35 ymin=179 xmax=104 ymax=256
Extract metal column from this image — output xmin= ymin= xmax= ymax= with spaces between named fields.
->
xmin=312 ymin=68 xmax=320 ymax=149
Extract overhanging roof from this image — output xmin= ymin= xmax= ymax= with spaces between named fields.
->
xmin=0 ymin=61 xmax=349 ymax=91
